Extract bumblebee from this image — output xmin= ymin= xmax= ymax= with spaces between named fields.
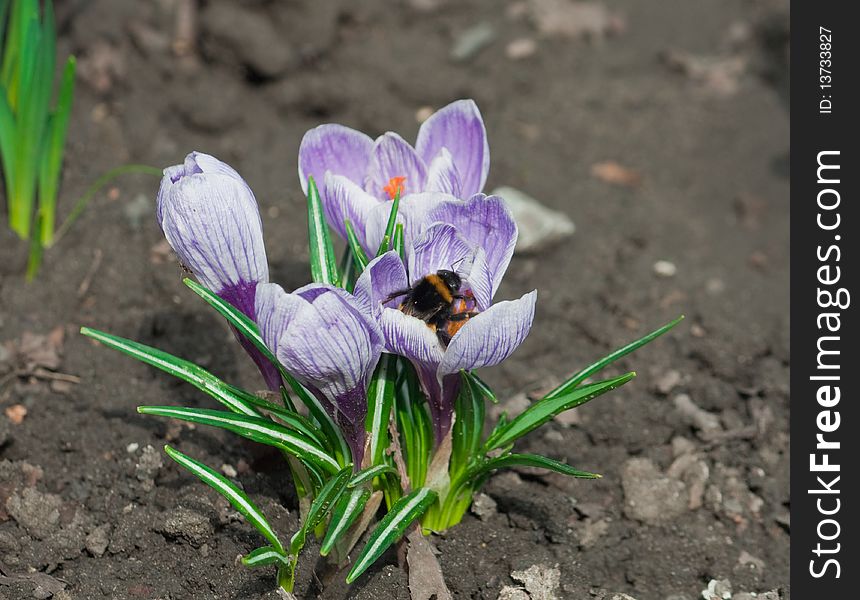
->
xmin=388 ymin=270 xmax=478 ymax=347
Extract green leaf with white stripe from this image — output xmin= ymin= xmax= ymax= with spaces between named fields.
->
xmin=484 ymin=372 xmax=636 ymax=452
xmin=241 ymin=545 xmax=289 ymax=568
xmin=348 ymin=464 xmax=398 ymax=489
xmin=344 ymin=218 xmax=369 ymax=271
xmin=140 ymin=406 xmax=340 ymax=475
xmin=451 ymin=370 xmax=484 ymax=480
xmin=366 ymin=354 xmax=396 ymax=466
xmin=289 ymin=465 xmax=353 ymax=555
xmin=544 ymin=316 xmax=683 ymax=400
xmin=464 ymin=453 xmax=600 ymax=486
xmin=346 ymin=487 xmax=437 ymax=583
xmin=320 ymin=487 xmax=371 ymax=556
xmin=306 ymin=175 xmax=340 ymax=286
xmin=164 ymin=445 xmax=285 ymax=554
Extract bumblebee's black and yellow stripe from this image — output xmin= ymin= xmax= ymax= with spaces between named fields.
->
xmin=389 ymin=270 xmax=478 ymax=347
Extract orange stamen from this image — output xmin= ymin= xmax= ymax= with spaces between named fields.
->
xmin=383 ymin=176 xmax=406 ymax=200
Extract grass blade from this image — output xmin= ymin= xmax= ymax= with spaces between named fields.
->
xmin=366 ymin=353 xmax=396 ymax=466
xmin=320 ymin=487 xmax=371 ymax=556
xmin=344 ymin=218 xmax=369 ymax=271
xmin=241 ymin=545 xmax=289 ymax=568
xmin=346 ymin=487 xmax=437 ymax=583
xmin=485 ymin=372 xmax=636 ymax=451
xmin=464 ymin=453 xmax=600 ymax=485
xmin=306 ymin=175 xmax=340 ymax=286
xmin=348 ymin=464 xmax=398 ymax=489
xmin=289 ymin=464 xmax=353 ymax=555
xmin=164 ymin=445 xmax=285 ymax=554
xmin=466 ymin=370 xmax=497 ymax=404
xmin=375 ymin=194 xmax=400 ymax=256
xmin=139 ymin=406 xmax=340 ymax=475
xmin=545 ymin=316 xmax=683 ymax=400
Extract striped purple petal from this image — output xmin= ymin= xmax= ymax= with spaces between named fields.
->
xmin=415 ymin=99 xmax=489 ymax=198
xmin=298 ymin=124 xmax=374 ymax=195
xmin=365 ymin=132 xmax=428 ymax=200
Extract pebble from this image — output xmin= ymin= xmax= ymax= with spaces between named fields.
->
xmin=621 ymin=458 xmax=687 ymax=524
xmin=126 ymin=442 xmax=140 ymax=453
xmin=86 ymin=523 xmax=111 ymax=557
xmin=498 ymin=587 xmax=530 ymax=600
xmin=491 ymin=186 xmax=575 ymax=253
xmin=653 ymin=260 xmax=677 ymax=277
xmin=221 ymin=463 xmax=238 ymax=478
xmin=506 ymin=37 xmax=537 ymax=59
xmin=737 ymin=549 xmax=765 ymax=571
xmin=655 ymin=370 xmax=682 ymax=395
xmin=451 ymin=22 xmax=496 ymax=62
xmin=701 ymin=579 xmax=732 ymax=600
xmin=415 ymin=106 xmax=435 ymax=123
xmin=5 ymin=488 xmax=62 ymax=539
xmin=154 ymin=508 xmax=213 ymax=546
xmin=511 ymin=564 xmax=561 ymax=600
xmin=471 ymin=493 xmax=498 ymax=521
xmin=673 ymin=394 xmax=722 ymax=438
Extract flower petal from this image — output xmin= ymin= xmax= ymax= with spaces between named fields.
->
xmin=277 ymin=290 xmax=383 ymax=412
xmin=415 ymin=99 xmax=489 ymax=197
xmin=353 ymin=251 xmax=410 ymax=317
xmin=158 ymin=153 xmax=268 ymax=295
xmin=323 ymin=173 xmax=381 ymax=247
xmin=379 ymin=308 xmax=445 ymax=367
xmin=363 ymin=192 xmax=451 ymax=253
xmin=438 ymin=290 xmax=537 ymax=376
xmin=425 ymin=148 xmax=462 ymax=197
xmin=426 ymin=194 xmax=517 ymax=297
xmin=298 ymin=124 xmax=374 ymax=195
xmin=254 ymin=283 xmax=305 ymax=354
xmin=408 ymin=223 xmax=475 ymax=286
xmin=365 ymin=132 xmax=428 ymax=200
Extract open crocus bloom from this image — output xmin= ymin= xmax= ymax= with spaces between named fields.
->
xmin=355 ymin=209 xmax=535 ymax=443
xmin=157 ymin=152 xmax=281 ymax=390
xmin=255 ymin=282 xmax=384 ymax=467
xmin=298 ymin=99 xmax=490 ymax=252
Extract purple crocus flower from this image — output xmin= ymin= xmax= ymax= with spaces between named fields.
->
xmin=157 ymin=152 xmax=280 ymax=390
xmin=298 ymin=99 xmax=490 ymax=252
xmin=354 ymin=195 xmax=535 ymax=442
xmin=255 ymin=282 xmax=384 ymax=467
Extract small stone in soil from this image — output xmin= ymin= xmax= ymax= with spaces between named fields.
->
xmin=451 ymin=22 xmax=496 ymax=62
xmin=86 ymin=523 xmax=111 ymax=557
xmin=498 ymin=587 xmax=530 ymax=600
xmin=510 ymin=564 xmax=561 ymax=600
xmin=471 ymin=493 xmax=498 ymax=521
xmin=154 ymin=508 xmax=213 ymax=546
xmin=506 ymin=38 xmax=537 ymax=59
xmin=492 ymin=186 xmax=575 ymax=253
xmin=135 ymin=445 xmax=164 ymax=481
xmin=701 ymin=579 xmax=732 ymax=600
xmin=621 ymin=458 xmax=687 ymax=524
xmin=221 ymin=463 xmax=238 ymax=478
xmin=673 ymin=394 xmax=722 ymax=438
xmin=655 ymin=369 xmax=682 ymax=395
xmin=126 ymin=442 xmax=139 ymax=453
xmin=653 ymin=260 xmax=677 ymax=277
xmin=6 ymin=487 xmax=62 ymax=539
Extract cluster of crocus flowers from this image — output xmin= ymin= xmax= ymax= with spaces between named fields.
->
xmin=156 ymin=100 xmax=536 ymax=459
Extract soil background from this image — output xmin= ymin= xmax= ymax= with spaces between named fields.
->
xmin=0 ymin=1 xmax=789 ymax=599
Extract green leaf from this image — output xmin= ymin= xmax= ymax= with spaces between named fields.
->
xmin=164 ymin=445 xmax=285 ymax=554
xmin=241 ymin=545 xmax=289 ymax=568
xmin=344 ymin=218 xmax=369 ymax=271
xmin=466 ymin=371 xmax=497 ymax=404
xmin=545 ymin=316 xmax=683 ymax=400
xmin=38 ymin=55 xmax=75 ymax=246
xmin=366 ymin=353 xmax=396 ymax=466
xmin=139 ymin=406 xmax=341 ymax=475
xmin=464 ymin=453 xmax=600 ymax=485
xmin=346 ymin=487 xmax=437 ymax=583
xmin=289 ymin=464 xmax=353 ymax=555
xmin=450 ymin=371 xmax=485 ymax=480
xmin=485 ymin=372 xmax=636 ymax=451
xmin=306 ymin=175 xmax=340 ymax=286
xmin=375 ymin=194 xmax=401 ymax=256
xmin=320 ymin=487 xmax=371 ymax=556
xmin=392 ymin=222 xmax=404 ymax=259
xmin=348 ymin=464 xmax=398 ymax=489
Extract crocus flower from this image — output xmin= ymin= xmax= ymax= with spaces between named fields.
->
xmin=298 ymin=99 xmax=490 ymax=252
xmin=157 ymin=152 xmax=280 ymax=390
xmin=255 ymin=282 xmax=384 ymax=467
xmin=354 ymin=195 xmax=535 ymax=442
